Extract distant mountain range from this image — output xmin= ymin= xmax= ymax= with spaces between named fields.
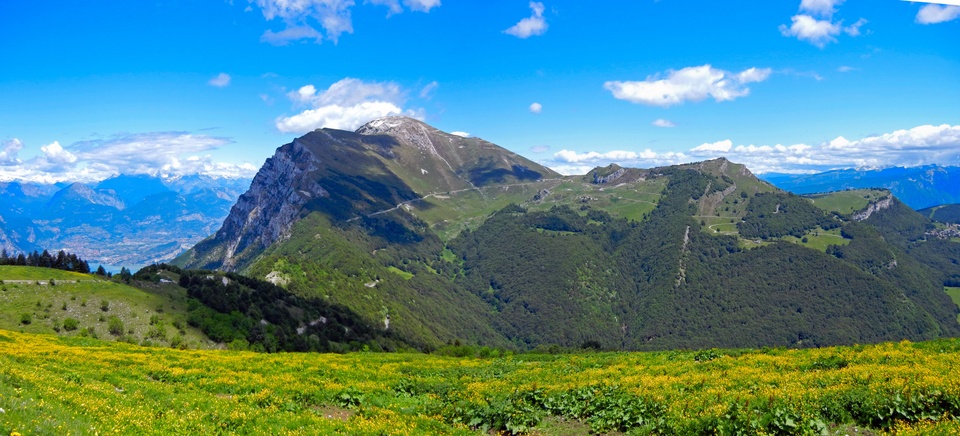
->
xmin=763 ymin=165 xmax=960 ymax=210
xmin=0 ymin=174 xmax=251 ymax=268
xmin=173 ymin=116 xmax=960 ymax=351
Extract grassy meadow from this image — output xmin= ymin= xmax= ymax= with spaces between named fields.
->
xmin=0 ymin=266 xmax=212 ymax=349
xmin=2 ymin=329 xmax=960 ymax=435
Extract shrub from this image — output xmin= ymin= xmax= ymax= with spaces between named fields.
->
xmin=170 ymin=334 xmax=184 ymax=349
xmin=52 ymin=319 xmax=62 ymax=333
xmin=20 ymin=313 xmax=32 ymax=325
xmin=63 ymin=318 xmax=79 ymax=331
xmin=62 ymin=302 xmax=68 ymax=311
xmin=100 ymin=300 xmax=110 ymax=312
xmin=107 ymin=316 xmax=125 ymax=336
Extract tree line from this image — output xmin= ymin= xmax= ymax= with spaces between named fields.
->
xmin=0 ymin=249 xmax=92 ymax=274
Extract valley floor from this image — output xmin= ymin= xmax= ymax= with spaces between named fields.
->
xmin=1 ymin=330 xmax=959 ymax=435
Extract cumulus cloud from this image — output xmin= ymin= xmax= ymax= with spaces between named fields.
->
xmin=545 ymin=149 xmax=687 ymax=175
xmin=780 ymin=0 xmax=866 ymax=47
xmin=687 ymin=124 xmax=960 ymax=174
xmin=529 ymin=102 xmax=543 ymax=113
xmin=692 ymin=140 xmax=733 ymax=153
xmin=276 ymin=77 xmax=423 ymax=133
xmin=0 ymin=133 xmax=256 ymax=183
xmin=504 ymin=2 xmax=548 ymax=38
xmin=0 ymin=139 xmax=23 ymax=165
xmin=604 ymin=65 xmax=771 ymax=107
xmin=208 ymin=73 xmax=232 ymax=87
xmin=916 ymin=4 xmax=960 ymax=24
xmin=537 ymin=124 xmax=960 ymax=175
xmin=799 ymin=0 xmax=844 ymax=18
xmin=652 ymin=119 xmax=676 ymax=128
xmin=252 ymin=0 xmax=440 ymax=44
xmin=779 ymin=15 xmax=841 ymax=47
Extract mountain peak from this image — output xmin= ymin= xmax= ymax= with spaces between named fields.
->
xmin=355 ymin=116 xmax=431 ymax=136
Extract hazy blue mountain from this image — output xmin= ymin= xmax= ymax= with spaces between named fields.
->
xmin=763 ymin=165 xmax=960 ymax=209
xmin=0 ymin=175 xmax=251 ymax=268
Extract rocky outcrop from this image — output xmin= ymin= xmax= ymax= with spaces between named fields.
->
xmin=215 ymin=139 xmax=327 ymax=270
xmin=594 ymin=168 xmax=627 ymax=184
xmin=853 ymin=196 xmax=894 ymax=221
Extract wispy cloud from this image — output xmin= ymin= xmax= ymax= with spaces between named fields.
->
xmin=652 ymin=119 xmax=676 ymax=128
xmin=276 ymin=78 xmax=423 ymax=133
xmin=529 ymin=102 xmax=543 ymax=113
xmin=504 ymin=2 xmax=548 ymax=38
xmin=208 ymin=73 xmax=232 ymax=87
xmin=252 ymin=0 xmax=440 ymax=45
xmin=604 ymin=65 xmax=771 ymax=107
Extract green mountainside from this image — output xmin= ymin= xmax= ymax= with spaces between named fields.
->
xmin=0 ymin=266 xmax=212 ymax=348
xmin=176 ymin=117 xmax=960 ymax=351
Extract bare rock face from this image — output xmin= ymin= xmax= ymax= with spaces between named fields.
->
xmin=215 ymin=139 xmax=327 ymax=270
xmin=853 ymin=196 xmax=894 ymax=222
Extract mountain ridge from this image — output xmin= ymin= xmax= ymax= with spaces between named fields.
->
xmin=176 ymin=117 xmax=960 ymax=351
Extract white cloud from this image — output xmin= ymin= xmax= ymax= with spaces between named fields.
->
xmin=0 ymin=139 xmax=23 ymax=165
xmin=369 ymin=0 xmax=440 ymax=14
xmin=837 ymin=65 xmax=857 ymax=73
xmin=604 ymin=65 xmax=771 ymax=107
xmin=536 ymin=123 xmax=960 ymax=176
xmin=253 ymin=0 xmax=354 ymax=44
xmin=276 ymin=77 xmax=422 ymax=133
xmin=529 ymin=102 xmax=543 ymax=113
xmin=40 ymin=141 xmax=78 ymax=166
xmin=799 ymin=0 xmax=844 ymax=17
xmin=450 ymin=131 xmax=470 ymax=138
xmin=208 ymin=73 xmax=232 ymax=87
xmin=504 ymin=2 xmax=548 ymax=38
xmin=530 ymin=145 xmax=550 ymax=153
xmin=419 ymin=81 xmax=439 ymax=99
xmin=652 ymin=119 xmax=676 ymax=128
xmin=0 ymin=133 xmax=256 ymax=183
xmin=403 ymin=0 xmax=440 ymax=12
xmin=692 ymin=140 xmax=733 ymax=153
xmin=779 ymin=15 xmax=841 ymax=48
xmin=686 ymin=124 xmax=960 ymax=173
xmin=260 ymin=25 xmax=323 ymax=45
xmin=916 ymin=4 xmax=960 ymax=24
xmin=844 ymin=18 xmax=867 ymax=36
xmin=780 ymin=0 xmax=865 ymax=47
xmin=252 ymin=0 xmax=440 ymax=44
xmin=545 ymin=149 xmax=687 ymax=175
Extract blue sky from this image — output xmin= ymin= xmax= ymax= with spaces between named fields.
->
xmin=1 ymin=0 xmax=958 ymax=182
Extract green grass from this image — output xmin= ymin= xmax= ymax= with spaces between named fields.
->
xmin=2 ymin=330 xmax=958 ymax=435
xmin=946 ymin=287 xmax=960 ymax=321
xmin=387 ymin=266 xmax=414 ymax=280
xmin=782 ymin=227 xmax=851 ymax=252
xmin=407 ymin=177 xmax=666 ymax=240
xmin=806 ymin=189 xmax=888 ymax=215
xmin=0 ymin=265 xmax=91 ymax=281
xmin=0 ymin=266 xmax=211 ymax=348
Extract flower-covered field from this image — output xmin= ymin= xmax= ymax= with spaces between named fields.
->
xmin=2 ymin=329 xmax=960 ymax=435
